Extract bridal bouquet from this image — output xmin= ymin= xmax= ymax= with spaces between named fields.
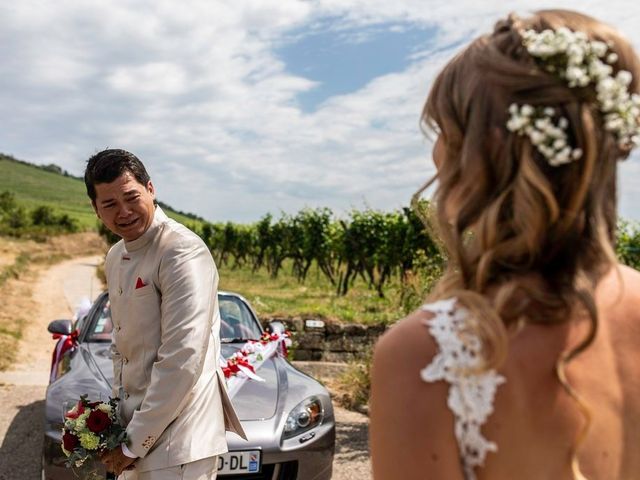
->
xmin=61 ymin=395 xmax=127 ymax=479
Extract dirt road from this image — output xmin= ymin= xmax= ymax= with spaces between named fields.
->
xmin=0 ymin=255 xmax=371 ymax=479
xmin=0 ymin=255 xmax=103 ymax=480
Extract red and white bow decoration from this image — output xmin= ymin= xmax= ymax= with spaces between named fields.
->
xmin=221 ymin=331 xmax=292 ymax=398
xmin=49 ymin=298 xmax=92 ymax=383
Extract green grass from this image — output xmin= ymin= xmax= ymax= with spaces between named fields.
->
xmin=218 ymin=260 xmax=409 ymax=325
xmin=0 ymin=154 xmax=204 ymax=229
xmin=0 ymin=156 xmax=97 ymax=228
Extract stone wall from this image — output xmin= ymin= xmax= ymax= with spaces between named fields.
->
xmin=262 ymin=316 xmax=388 ymax=362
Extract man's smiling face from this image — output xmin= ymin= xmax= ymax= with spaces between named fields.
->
xmin=93 ymin=171 xmax=156 ymax=242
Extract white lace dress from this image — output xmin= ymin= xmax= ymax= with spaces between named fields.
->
xmin=420 ymin=298 xmax=506 ymax=480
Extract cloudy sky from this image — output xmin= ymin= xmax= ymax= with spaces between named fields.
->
xmin=1 ymin=0 xmax=639 ymax=222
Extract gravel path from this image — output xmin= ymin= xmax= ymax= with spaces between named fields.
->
xmin=332 ymin=406 xmax=372 ymax=480
xmin=0 ymin=255 xmax=372 ymax=480
xmin=0 ymin=255 xmax=105 ymax=480
xmin=0 ymin=384 xmax=46 ymax=480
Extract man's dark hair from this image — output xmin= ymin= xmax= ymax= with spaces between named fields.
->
xmin=84 ymin=149 xmax=151 ymax=202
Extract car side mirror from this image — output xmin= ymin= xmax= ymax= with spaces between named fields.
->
xmin=48 ymin=319 xmax=74 ymax=335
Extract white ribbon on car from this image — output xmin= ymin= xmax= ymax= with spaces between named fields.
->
xmin=221 ymin=335 xmax=290 ymax=399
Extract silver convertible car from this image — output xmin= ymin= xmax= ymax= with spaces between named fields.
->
xmin=42 ymin=291 xmax=335 ymax=480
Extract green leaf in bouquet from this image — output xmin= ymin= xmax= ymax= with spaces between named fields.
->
xmin=105 ymin=429 xmax=128 ymax=450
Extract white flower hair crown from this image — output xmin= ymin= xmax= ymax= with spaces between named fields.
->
xmin=507 ymin=26 xmax=640 ymax=166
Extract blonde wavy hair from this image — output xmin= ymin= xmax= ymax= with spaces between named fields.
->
xmin=416 ymin=9 xmax=640 ymax=478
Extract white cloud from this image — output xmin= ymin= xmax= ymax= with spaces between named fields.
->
xmin=107 ymin=63 xmax=188 ymax=95
xmin=0 ymin=0 xmax=639 ymax=222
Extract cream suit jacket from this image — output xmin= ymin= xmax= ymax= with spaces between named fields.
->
xmin=105 ymin=207 xmax=245 ymax=473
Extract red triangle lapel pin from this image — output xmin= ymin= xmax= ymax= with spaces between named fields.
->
xmin=135 ymin=277 xmax=147 ymax=289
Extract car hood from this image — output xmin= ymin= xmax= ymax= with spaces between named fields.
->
xmin=86 ymin=342 xmax=280 ymax=421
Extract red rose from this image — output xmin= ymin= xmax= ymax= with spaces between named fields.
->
xmin=86 ymin=409 xmax=111 ymax=433
xmin=62 ymin=431 xmax=79 ymax=452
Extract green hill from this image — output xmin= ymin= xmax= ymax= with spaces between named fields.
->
xmin=0 ymin=153 xmax=204 ymax=230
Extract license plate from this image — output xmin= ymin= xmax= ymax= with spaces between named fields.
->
xmin=217 ymin=450 xmax=261 ymax=475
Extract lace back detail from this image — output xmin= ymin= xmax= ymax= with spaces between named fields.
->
xmin=420 ymin=298 xmax=506 ymax=480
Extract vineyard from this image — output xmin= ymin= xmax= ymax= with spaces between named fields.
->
xmin=194 ymin=207 xmax=443 ymax=299
xmin=176 ymin=207 xmax=640 ymax=308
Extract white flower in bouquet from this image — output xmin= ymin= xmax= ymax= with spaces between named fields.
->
xmin=97 ymin=403 xmax=113 ymax=416
xmin=74 ymin=411 xmax=90 ymax=432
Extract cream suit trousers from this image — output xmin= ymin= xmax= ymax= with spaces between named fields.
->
xmin=118 ymin=456 xmax=218 ymax=480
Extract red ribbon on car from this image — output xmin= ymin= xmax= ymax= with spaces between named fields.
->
xmin=50 ymin=330 xmax=79 ymax=382
xmin=222 ymin=355 xmax=256 ymax=379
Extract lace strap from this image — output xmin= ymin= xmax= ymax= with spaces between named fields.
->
xmin=420 ymin=298 xmax=506 ymax=480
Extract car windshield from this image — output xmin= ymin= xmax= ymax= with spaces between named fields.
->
xmin=85 ymin=294 xmax=263 ymax=343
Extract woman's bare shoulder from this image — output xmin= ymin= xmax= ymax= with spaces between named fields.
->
xmin=598 ymin=264 xmax=640 ymax=324
xmin=370 ymin=305 xmax=465 ymax=479
xmin=617 ymin=264 xmax=640 ymax=295
xmin=374 ymin=307 xmax=439 ymax=368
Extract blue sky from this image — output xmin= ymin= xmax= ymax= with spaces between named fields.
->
xmin=1 ymin=0 xmax=639 ymax=223
xmin=276 ymin=21 xmax=437 ymax=112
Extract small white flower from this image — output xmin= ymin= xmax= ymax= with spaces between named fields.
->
xmin=534 ymin=118 xmax=547 ymax=130
xmin=591 ymin=40 xmax=608 ymax=58
xmin=572 ymin=149 xmax=583 ymax=159
xmin=600 ymin=98 xmax=616 ymax=112
xmin=540 ymin=145 xmax=554 ymax=158
xmin=554 ymin=149 xmax=571 ymax=165
xmin=589 ymin=60 xmax=613 ymax=80
xmin=521 ymin=104 xmax=535 ymax=116
xmin=530 ymin=130 xmax=546 ymax=145
xmin=598 ymin=76 xmax=617 ymax=93
xmin=553 ymin=138 xmax=567 ymax=149
xmin=567 ymin=43 xmax=585 ymax=64
xmin=548 ymin=126 xmax=565 ymax=139
xmin=565 ymin=66 xmax=582 ymax=81
xmin=507 ymin=116 xmax=525 ymax=132
xmin=606 ymin=117 xmax=624 ymax=131
xmin=607 ymin=52 xmax=619 ymax=64
xmin=616 ymin=70 xmax=633 ymax=86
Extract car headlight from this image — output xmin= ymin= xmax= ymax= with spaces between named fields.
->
xmin=282 ymin=396 xmax=324 ymax=440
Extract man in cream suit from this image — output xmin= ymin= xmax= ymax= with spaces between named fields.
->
xmin=84 ymin=149 xmax=245 ymax=479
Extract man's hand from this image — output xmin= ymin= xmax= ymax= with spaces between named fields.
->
xmin=100 ymin=446 xmax=136 ymax=476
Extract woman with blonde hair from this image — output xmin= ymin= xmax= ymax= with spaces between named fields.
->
xmin=370 ymin=9 xmax=640 ymax=480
